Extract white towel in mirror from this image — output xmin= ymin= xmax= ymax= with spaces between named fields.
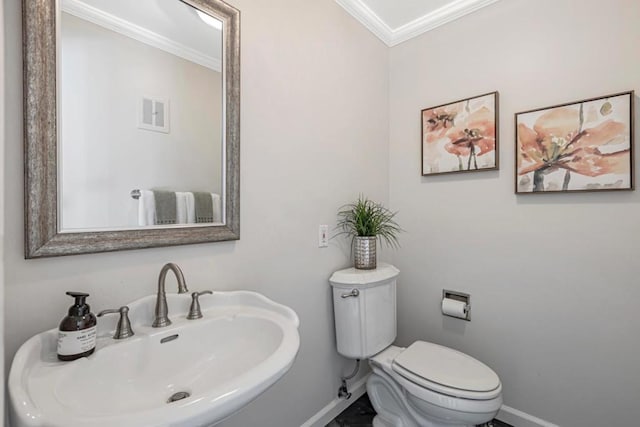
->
xmin=176 ymin=192 xmax=196 ymax=224
xmin=137 ymin=190 xmax=156 ymax=226
xmin=211 ymin=193 xmax=222 ymax=223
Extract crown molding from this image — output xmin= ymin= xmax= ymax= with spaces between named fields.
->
xmin=336 ymin=0 xmax=502 ymax=47
xmin=390 ymin=0 xmax=502 ymax=46
xmin=61 ymin=0 xmax=221 ymax=72
xmin=335 ymin=0 xmax=394 ymax=45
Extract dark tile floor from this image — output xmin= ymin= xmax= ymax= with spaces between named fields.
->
xmin=326 ymin=394 xmax=512 ymax=427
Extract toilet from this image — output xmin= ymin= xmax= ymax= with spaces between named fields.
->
xmin=330 ymin=263 xmax=502 ymax=427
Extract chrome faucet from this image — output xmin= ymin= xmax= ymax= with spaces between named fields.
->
xmin=152 ymin=263 xmax=189 ymax=328
xmin=187 ymin=291 xmax=213 ymax=320
xmin=98 ymin=306 xmax=135 ymax=339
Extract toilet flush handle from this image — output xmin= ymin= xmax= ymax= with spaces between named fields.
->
xmin=341 ymin=289 xmax=359 ymax=298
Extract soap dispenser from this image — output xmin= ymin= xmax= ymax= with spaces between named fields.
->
xmin=57 ymin=291 xmax=97 ymax=361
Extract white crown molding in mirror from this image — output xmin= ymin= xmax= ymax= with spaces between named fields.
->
xmin=335 ymin=0 xmax=502 ymax=47
xmin=61 ymin=0 xmax=221 ymax=72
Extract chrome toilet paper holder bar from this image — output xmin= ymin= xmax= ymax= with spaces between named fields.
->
xmin=442 ymin=289 xmax=471 ymax=321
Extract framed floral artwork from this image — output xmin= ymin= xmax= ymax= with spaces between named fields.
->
xmin=516 ymin=91 xmax=634 ymax=193
xmin=421 ymin=92 xmax=498 ymax=176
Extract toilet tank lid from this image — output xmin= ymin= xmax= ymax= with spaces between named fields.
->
xmin=329 ymin=263 xmax=399 ymax=287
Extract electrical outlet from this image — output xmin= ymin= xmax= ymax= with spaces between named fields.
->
xmin=318 ymin=225 xmax=329 ymax=248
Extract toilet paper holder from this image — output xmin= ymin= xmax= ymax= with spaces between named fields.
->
xmin=442 ymin=289 xmax=471 ymax=321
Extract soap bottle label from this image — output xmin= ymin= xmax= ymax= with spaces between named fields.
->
xmin=57 ymin=326 xmax=97 ymax=356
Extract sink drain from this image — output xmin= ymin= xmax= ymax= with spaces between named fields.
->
xmin=167 ymin=391 xmax=190 ymax=403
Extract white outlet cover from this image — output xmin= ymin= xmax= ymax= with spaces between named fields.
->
xmin=318 ymin=225 xmax=329 ymax=248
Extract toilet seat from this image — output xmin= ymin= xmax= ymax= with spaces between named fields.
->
xmin=391 ymin=341 xmax=502 ymax=400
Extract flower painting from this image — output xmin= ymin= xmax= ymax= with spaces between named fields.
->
xmin=421 ymin=92 xmax=498 ymax=175
xmin=516 ymin=91 xmax=634 ymax=193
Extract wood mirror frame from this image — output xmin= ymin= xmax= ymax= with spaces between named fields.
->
xmin=23 ymin=0 xmax=240 ymax=258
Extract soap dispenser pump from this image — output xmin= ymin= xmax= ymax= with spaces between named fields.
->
xmin=57 ymin=291 xmax=97 ymax=361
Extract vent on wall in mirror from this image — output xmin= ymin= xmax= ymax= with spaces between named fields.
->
xmin=138 ymin=96 xmax=170 ymax=133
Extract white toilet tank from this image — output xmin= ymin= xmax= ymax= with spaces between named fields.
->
xmin=329 ymin=263 xmax=399 ymax=359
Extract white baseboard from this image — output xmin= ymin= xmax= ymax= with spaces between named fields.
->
xmin=299 ymin=378 xmax=558 ymax=427
xmin=300 ymin=375 xmax=369 ymax=427
xmin=497 ymin=405 xmax=559 ymax=427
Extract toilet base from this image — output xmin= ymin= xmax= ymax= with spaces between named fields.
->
xmin=367 ymin=369 xmax=498 ymax=427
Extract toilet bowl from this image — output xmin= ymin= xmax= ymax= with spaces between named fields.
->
xmin=367 ymin=343 xmax=502 ymax=427
xmin=330 ymin=264 xmax=503 ymax=427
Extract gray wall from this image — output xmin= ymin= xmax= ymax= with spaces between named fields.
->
xmin=6 ymin=0 xmax=640 ymax=426
xmin=0 ymin=0 xmax=5 ymax=421
xmin=3 ymin=0 xmax=388 ymax=425
xmin=388 ymin=0 xmax=640 ymax=426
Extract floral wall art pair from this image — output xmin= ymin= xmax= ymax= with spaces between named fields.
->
xmin=421 ymin=91 xmax=635 ymax=194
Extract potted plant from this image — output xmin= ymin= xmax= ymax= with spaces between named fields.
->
xmin=336 ymin=196 xmax=402 ymax=270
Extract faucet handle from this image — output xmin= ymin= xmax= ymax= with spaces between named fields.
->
xmin=98 ymin=306 xmax=135 ymax=339
xmin=187 ymin=291 xmax=213 ymax=320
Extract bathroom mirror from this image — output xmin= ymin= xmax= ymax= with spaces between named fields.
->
xmin=23 ymin=0 xmax=240 ymax=258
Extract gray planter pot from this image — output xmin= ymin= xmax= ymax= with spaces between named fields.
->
xmin=354 ymin=236 xmax=377 ymax=270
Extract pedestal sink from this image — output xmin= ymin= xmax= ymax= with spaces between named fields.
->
xmin=9 ymin=291 xmax=300 ymax=427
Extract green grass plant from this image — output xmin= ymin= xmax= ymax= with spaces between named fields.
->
xmin=336 ymin=196 xmax=402 ymax=248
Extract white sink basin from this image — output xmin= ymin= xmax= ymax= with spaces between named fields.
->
xmin=9 ymin=291 xmax=300 ymax=427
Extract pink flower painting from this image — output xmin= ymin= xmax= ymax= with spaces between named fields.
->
xmin=421 ymin=92 xmax=498 ymax=175
xmin=516 ymin=92 xmax=633 ymax=193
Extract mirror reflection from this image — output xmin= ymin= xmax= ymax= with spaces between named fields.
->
xmin=59 ymin=0 xmax=224 ymax=231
